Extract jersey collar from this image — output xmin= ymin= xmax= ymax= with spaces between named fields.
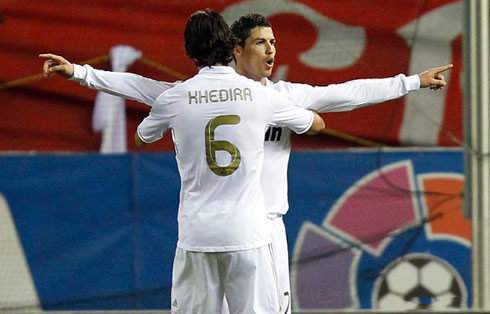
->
xmin=198 ymin=66 xmax=237 ymax=75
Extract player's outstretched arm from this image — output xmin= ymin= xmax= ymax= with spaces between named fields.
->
xmin=418 ymin=64 xmax=453 ymax=90
xmin=286 ymin=64 xmax=453 ymax=114
xmin=39 ymin=53 xmax=74 ymax=78
xmin=40 ymin=53 xmax=175 ymax=106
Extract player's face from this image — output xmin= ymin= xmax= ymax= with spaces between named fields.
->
xmin=234 ymin=26 xmax=276 ymax=85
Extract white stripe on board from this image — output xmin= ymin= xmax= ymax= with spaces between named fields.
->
xmin=0 ymin=194 xmax=40 ymax=311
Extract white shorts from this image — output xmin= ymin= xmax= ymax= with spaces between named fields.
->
xmin=269 ymin=216 xmax=291 ymax=313
xmin=171 ymin=245 xmax=280 ymax=314
xmin=222 ymin=216 xmax=291 ymax=314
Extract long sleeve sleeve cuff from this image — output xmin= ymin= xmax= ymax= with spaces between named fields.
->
xmin=69 ymin=64 xmax=88 ymax=82
xmin=406 ymin=74 xmax=420 ymax=91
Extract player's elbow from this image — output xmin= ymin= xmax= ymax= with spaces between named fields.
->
xmin=306 ymin=112 xmax=325 ymax=135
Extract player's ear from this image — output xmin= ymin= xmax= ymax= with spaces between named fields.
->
xmin=233 ymin=45 xmax=242 ymax=57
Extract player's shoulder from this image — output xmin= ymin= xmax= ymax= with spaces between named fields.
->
xmin=229 ymin=73 xmax=278 ymax=99
xmin=153 ymin=80 xmax=188 ymax=106
xmin=235 ymin=72 xmax=267 ymax=88
xmin=270 ymin=79 xmax=313 ymax=93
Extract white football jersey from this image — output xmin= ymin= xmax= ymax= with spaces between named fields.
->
xmin=136 ymin=66 xmax=313 ymax=252
xmin=71 ymin=64 xmax=419 ymax=218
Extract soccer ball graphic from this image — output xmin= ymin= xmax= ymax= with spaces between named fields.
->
xmin=373 ymin=254 xmax=466 ymax=310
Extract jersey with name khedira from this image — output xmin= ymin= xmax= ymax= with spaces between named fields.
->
xmin=137 ymin=66 xmax=313 ymax=252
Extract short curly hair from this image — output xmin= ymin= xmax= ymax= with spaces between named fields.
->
xmin=184 ymin=9 xmax=237 ymax=67
xmin=230 ymin=13 xmax=272 ymax=48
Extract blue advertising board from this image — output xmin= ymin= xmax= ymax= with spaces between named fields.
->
xmin=0 ymin=150 xmax=469 ymax=311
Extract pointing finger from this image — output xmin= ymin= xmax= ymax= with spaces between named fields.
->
xmin=433 ymin=64 xmax=453 ymax=74
xmin=39 ymin=53 xmax=54 ymax=59
xmin=39 ymin=53 xmax=66 ymax=64
xmin=39 ymin=53 xmax=58 ymax=60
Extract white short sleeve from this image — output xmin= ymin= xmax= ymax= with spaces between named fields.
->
xmin=136 ymin=113 xmax=169 ymax=143
xmin=136 ymin=97 xmax=171 ymax=143
xmin=267 ymin=91 xmax=314 ymax=134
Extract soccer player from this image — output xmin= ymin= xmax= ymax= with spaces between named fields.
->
xmin=229 ymin=14 xmax=450 ymax=312
xmin=40 ymin=13 xmax=452 ymax=312
xmin=147 ymin=9 xmax=325 ymax=312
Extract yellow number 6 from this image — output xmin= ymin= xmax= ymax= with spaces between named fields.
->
xmin=205 ymin=115 xmax=241 ymax=176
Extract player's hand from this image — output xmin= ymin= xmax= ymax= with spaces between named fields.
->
xmin=39 ymin=53 xmax=74 ymax=78
xmin=418 ymin=64 xmax=453 ymax=90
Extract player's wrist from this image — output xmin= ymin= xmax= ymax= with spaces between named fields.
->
xmin=69 ymin=64 xmax=86 ymax=81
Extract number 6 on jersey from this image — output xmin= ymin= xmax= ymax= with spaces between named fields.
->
xmin=205 ymin=115 xmax=241 ymax=176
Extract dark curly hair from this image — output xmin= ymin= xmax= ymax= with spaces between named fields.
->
xmin=184 ymin=9 xmax=236 ymax=67
xmin=230 ymin=13 xmax=272 ymax=48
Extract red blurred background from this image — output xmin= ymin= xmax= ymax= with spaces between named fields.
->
xmin=0 ymin=0 xmax=462 ymax=152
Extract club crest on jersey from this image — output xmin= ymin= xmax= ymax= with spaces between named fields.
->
xmin=188 ymin=88 xmax=252 ymax=104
